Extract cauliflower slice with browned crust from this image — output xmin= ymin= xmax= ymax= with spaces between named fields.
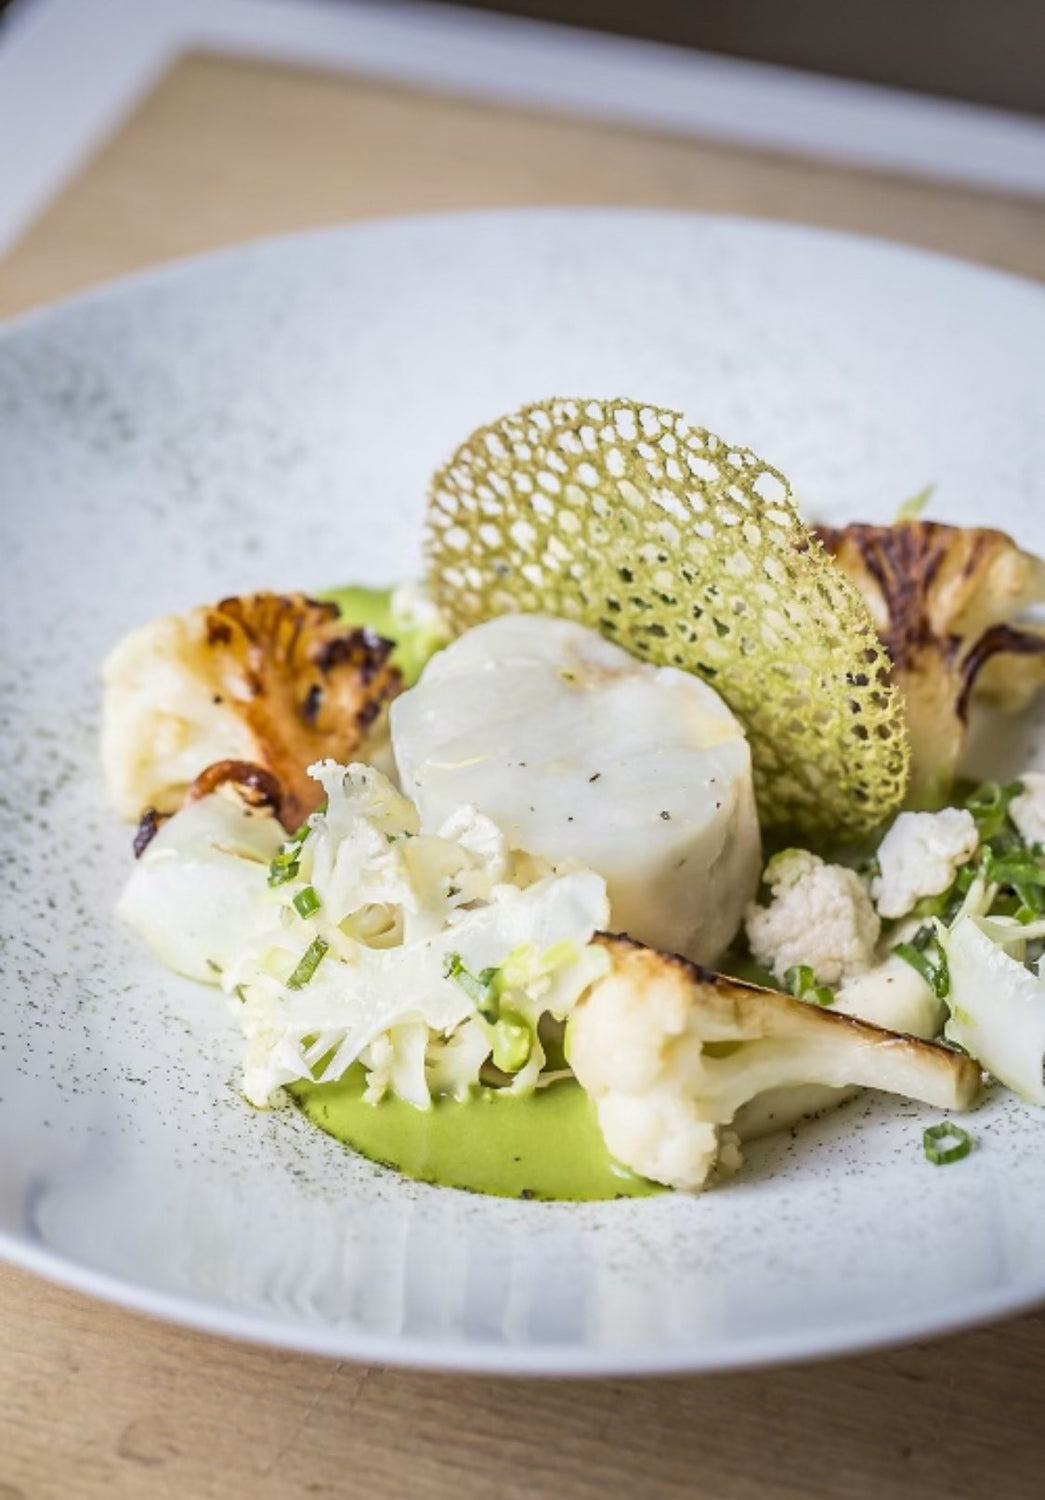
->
xmin=818 ymin=521 xmax=1045 ymax=805
xmin=102 ymin=593 xmax=402 ymax=828
xmin=568 ymin=935 xmax=981 ymax=1191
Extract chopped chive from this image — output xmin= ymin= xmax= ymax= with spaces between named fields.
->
xmin=268 ymin=818 xmax=312 ymax=887
xmin=784 ymin=964 xmax=835 ymax=1007
xmin=894 ymin=927 xmax=950 ymax=998
xmin=293 ymin=885 xmax=321 ymax=919
xmin=443 ymin=951 xmax=503 ymax=1018
xmin=267 ymin=803 xmax=326 ymax=888
xmin=977 ymin=841 xmax=1045 ymax=928
xmin=911 ymin=889 xmax=950 ymax=920
xmin=923 ymin=1122 xmax=972 ymax=1165
xmin=286 ymin=936 xmax=329 ymax=990
xmin=911 ymin=861 xmax=978 ymax=925
xmin=268 ymin=851 xmax=300 ymax=886
xmin=1014 ymin=882 xmax=1045 ymax=923
xmin=983 ymin=857 xmax=1045 ymax=888
xmin=491 ymin=1012 xmax=533 ymax=1073
xmin=964 ymin=780 xmax=1023 ymax=840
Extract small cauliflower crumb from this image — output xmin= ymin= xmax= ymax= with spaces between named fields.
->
xmin=745 ymin=848 xmax=879 ymax=987
xmin=870 ymin=808 xmax=979 ymax=920
xmin=1009 ymin=773 xmax=1045 ymax=846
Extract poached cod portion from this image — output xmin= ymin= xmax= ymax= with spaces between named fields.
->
xmin=391 ymin=614 xmax=761 ymax=965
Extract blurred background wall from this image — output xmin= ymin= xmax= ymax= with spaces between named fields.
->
xmin=443 ymin=0 xmax=1045 ymax=114
xmin=1 ymin=0 xmax=1041 ymax=115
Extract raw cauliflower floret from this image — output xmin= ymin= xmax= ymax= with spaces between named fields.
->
xmin=1009 ymin=773 xmax=1045 ymax=847
xmin=745 ymin=849 xmax=879 ymax=987
xmin=870 ymin=808 xmax=979 ymax=920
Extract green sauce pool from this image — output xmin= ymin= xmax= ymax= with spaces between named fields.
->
xmin=290 ymin=1067 xmax=661 ymax=1201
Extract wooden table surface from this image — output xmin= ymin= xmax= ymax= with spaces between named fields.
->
xmin=2 ymin=51 xmax=1044 ymax=1499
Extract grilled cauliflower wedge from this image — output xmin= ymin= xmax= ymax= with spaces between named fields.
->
xmin=568 ymin=935 xmax=982 ymax=1192
xmin=392 ymin=614 xmax=761 ymax=965
xmin=102 ymin=592 xmax=402 ymax=828
xmin=818 ymin=521 xmax=1045 ymax=804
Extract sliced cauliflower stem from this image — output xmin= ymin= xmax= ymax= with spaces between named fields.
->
xmin=568 ymin=935 xmax=981 ymax=1191
xmin=102 ymin=592 xmax=402 ymax=827
xmin=942 ymin=915 xmax=1045 ymax=1106
xmin=745 ymin=848 xmax=880 ymax=987
xmin=818 ymin=521 xmax=1045 ymax=804
xmin=871 ymin=808 xmax=980 ymax=919
xmin=737 ymin=953 xmax=946 ymax=1141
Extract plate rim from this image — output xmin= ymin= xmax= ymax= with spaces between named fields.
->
xmin=2 ymin=204 xmax=1043 ymax=1375
xmin=1 ymin=204 xmax=1042 ymax=351
xmin=2 ymin=1223 xmax=1039 ymax=1376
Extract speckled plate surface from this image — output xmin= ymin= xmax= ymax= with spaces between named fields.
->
xmin=1 ymin=210 xmax=1043 ymax=1375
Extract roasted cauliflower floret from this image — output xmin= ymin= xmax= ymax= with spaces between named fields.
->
xmin=567 ymin=935 xmax=981 ymax=1191
xmin=745 ymin=848 xmax=880 ymax=987
xmin=102 ymin=593 xmax=402 ymax=828
xmin=871 ymin=807 xmax=979 ymax=919
xmin=818 ymin=521 xmax=1045 ymax=804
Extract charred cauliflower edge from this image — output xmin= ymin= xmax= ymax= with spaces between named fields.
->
xmin=102 ymin=592 xmax=403 ymax=838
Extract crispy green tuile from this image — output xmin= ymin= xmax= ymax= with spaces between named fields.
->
xmin=424 ymin=398 xmax=909 ymax=838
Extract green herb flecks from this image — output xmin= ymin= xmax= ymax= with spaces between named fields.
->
xmin=491 ymin=1011 xmax=534 ymax=1073
xmin=268 ymin=818 xmax=313 ymax=888
xmin=293 ymin=885 xmax=322 ymax=919
xmin=964 ymin=780 xmax=1024 ymax=842
xmin=286 ymin=936 xmax=329 ymax=991
xmin=923 ymin=1121 xmax=973 ymax=1165
xmin=784 ymin=964 xmax=835 ymax=1008
xmin=910 ymin=862 xmax=976 ymax=924
xmin=895 ymin=926 xmax=951 ymax=998
xmin=444 ymin=952 xmax=504 ymax=1020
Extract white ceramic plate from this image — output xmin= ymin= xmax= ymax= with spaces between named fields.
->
xmin=1 ymin=210 xmax=1043 ymax=1375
